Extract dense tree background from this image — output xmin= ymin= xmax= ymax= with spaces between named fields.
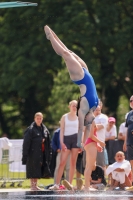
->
xmin=0 ymin=0 xmax=132 ymax=138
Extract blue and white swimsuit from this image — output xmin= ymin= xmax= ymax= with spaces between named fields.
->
xmin=72 ymin=67 xmax=99 ymax=110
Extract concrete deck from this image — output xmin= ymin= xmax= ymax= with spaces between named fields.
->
xmin=0 ymin=188 xmax=31 ymax=193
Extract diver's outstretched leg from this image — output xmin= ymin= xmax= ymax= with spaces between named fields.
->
xmin=77 ymin=109 xmax=85 ymax=148
xmin=44 ymin=25 xmax=65 ymax=56
xmin=49 ymin=28 xmax=88 ymax=69
xmin=77 ymin=98 xmax=90 ymax=148
xmin=49 ymin=27 xmax=69 ymax=52
xmin=44 ymin=25 xmax=96 ymax=148
xmin=44 ymin=25 xmax=84 ymax=81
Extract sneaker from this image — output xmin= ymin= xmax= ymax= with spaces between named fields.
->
xmin=125 ymin=186 xmax=133 ymax=191
xmin=49 ymin=184 xmax=59 ymax=190
xmin=59 ymin=185 xmax=66 ymax=190
xmin=113 ymin=186 xmax=125 ymax=191
xmin=62 ymin=179 xmax=73 ymax=190
xmin=77 ymin=178 xmax=83 ymax=190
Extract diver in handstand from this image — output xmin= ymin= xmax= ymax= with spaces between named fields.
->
xmin=44 ymin=25 xmax=99 ymax=148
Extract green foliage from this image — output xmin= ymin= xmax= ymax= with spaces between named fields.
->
xmin=0 ymin=0 xmax=133 ymax=137
xmin=0 ymin=0 xmax=61 ymax=137
xmin=48 ymin=66 xmax=79 ymax=124
xmin=116 ymin=95 xmax=129 ymax=129
xmin=47 ymin=0 xmax=133 ymax=124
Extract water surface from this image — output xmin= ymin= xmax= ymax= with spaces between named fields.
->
xmin=0 ymin=190 xmax=133 ymax=200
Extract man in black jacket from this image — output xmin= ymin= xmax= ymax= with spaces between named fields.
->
xmin=22 ymin=112 xmax=51 ymax=190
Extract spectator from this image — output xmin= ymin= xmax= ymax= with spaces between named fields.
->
xmin=83 ymin=121 xmax=105 ymax=191
xmin=63 ymin=121 xmax=105 ymax=191
xmin=77 ymin=161 xmax=106 ymax=190
xmin=105 ymin=117 xmax=117 ymax=161
xmin=118 ymin=113 xmax=128 ymax=141
xmin=105 ymin=117 xmax=117 ymax=185
xmin=123 ymin=95 xmax=133 ymax=184
xmin=105 ymin=117 xmax=117 ymax=142
xmin=44 ymin=25 xmax=99 ymax=149
xmin=89 ymin=162 xmax=107 ymax=190
xmin=22 ymin=112 xmax=51 ymax=191
xmin=93 ymin=104 xmax=108 ymax=171
xmin=69 ymin=161 xmax=107 ymax=191
xmin=51 ymin=127 xmax=70 ymax=183
xmin=76 ymin=101 xmax=108 ymax=189
xmin=49 ymin=100 xmax=79 ymax=190
xmin=106 ymin=151 xmax=132 ymax=190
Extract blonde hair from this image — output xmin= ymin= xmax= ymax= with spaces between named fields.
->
xmin=34 ymin=112 xmax=43 ymax=118
xmin=69 ymin=100 xmax=77 ymax=106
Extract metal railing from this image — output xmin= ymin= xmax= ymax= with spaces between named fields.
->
xmin=0 ymin=140 xmax=26 ymax=188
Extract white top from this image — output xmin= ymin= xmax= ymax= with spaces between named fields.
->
xmin=64 ymin=114 xmax=78 ymax=136
xmin=0 ymin=137 xmax=12 ymax=164
xmin=105 ymin=125 xmax=117 ymax=139
xmin=0 ymin=137 xmax=12 ymax=149
xmin=94 ymin=113 xmax=108 ymax=142
xmin=106 ymin=159 xmax=131 ymax=176
xmin=119 ymin=122 xmax=127 ymax=136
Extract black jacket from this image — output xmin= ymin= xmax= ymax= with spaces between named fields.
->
xmin=22 ymin=122 xmax=52 ymax=178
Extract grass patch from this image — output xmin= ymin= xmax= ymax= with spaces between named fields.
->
xmin=0 ymin=163 xmax=77 ymax=189
xmin=0 ymin=164 xmax=25 ymax=179
xmin=0 ymin=178 xmax=77 ymax=189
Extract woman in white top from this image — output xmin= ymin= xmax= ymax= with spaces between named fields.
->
xmin=105 ymin=117 xmax=117 ymax=184
xmin=118 ymin=113 xmax=128 ymax=141
xmin=49 ymin=100 xmax=79 ymax=190
xmin=118 ymin=122 xmax=127 ymax=141
xmin=105 ymin=117 xmax=117 ymax=141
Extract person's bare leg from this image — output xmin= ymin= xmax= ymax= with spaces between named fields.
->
xmin=113 ymin=180 xmax=119 ymax=187
xmin=77 ymin=98 xmax=90 ymax=147
xmin=130 ymin=160 xmax=133 ymax=183
xmin=44 ymin=25 xmax=91 ymax=149
xmin=84 ymin=142 xmax=97 ymax=190
xmin=65 ymin=153 xmax=70 ymax=181
xmin=107 ymin=174 xmax=112 ymax=186
xmin=56 ymin=150 xmax=70 ymax=184
xmin=68 ymin=148 xmax=79 ymax=184
xmin=70 ymin=52 xmax=88 ymax=70
xmin=44 ymin=25 xmax=67 ymax=56
xmin=120 ymin=175 xmax=132 ymax=188
xmin=48 ymin=27 xmax=69 ymax=51
xmin=30 ymin=178 xmax=39 ymax=190
xmin=44 ymin=25 xmax=84 ymax=81
xmin=47 ymin=26 xmax=88 ymax=70
xmin=76 ymin=170 xmax=82 ymax=188
xmin=54 ymin=152 xmax=61 ymax=184
xmin=107 ymin=176 xmax=114 ymax=191
xmin=77 ymin=109 xmax=86 ymax=148
xmin=110 ymin=175 xmax=114 ymax=186
xmin=107 ymin=175 xmax=119 ymax=191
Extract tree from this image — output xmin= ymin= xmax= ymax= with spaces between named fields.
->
xmin=0 ymin=0 xmax=61 ymax=137
xmin=0 ymin=0 xmax=133 ymax=137
xmin=47 ymin=0 xmax=133 ymax=125
xmin=48 ymin=66 xmax=79 ymax=124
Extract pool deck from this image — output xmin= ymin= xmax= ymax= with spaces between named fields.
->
xmin=0 ymin=188 xmax=133 ymax=200
xmin=0 ymin=188 xmax=30 ymax=192
xmin=0 ymin=187 xmax=133 ymax=193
